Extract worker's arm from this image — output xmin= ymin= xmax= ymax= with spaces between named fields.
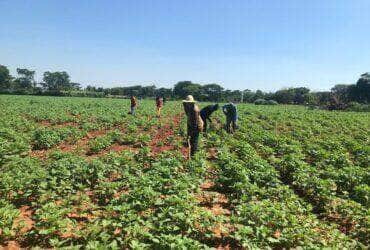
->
xmin=195 ymin=105 xmax=204 ymax=132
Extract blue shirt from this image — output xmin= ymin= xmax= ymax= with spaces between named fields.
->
xmin=222 ymin=103 xmax=237 ymax=121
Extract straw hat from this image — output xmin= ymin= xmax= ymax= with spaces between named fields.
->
xmin=183 ymin=95 xmax=196 ymax=103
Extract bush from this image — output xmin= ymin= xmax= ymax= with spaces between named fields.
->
xmin=254 ymin=99 xmax=278 ymax=105
xmin=32 ymin=128 xmax=62 ymax=150
xmin=60 ymin=90 xmax=106 ymax=98
xmin=267 ymin=100 xmax=278 ymax=105
xmin=254 ymin=99 xmax=267 ymax=105
xmin=346 ymin=102 xmax=370 ymax=112
xmin=88 ymin=135 xmax=113 ymax=154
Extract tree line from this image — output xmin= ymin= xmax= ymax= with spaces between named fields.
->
xmin=0 ymin=64 xmax=369 ymax=110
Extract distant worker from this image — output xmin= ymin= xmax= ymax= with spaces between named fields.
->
xmin=222 ymin=101 xmax=238 ymax=133
xmin=183 ymin=95 xmax=204 ymax=157
xmin=156 ymin=96 xmax=164 ymax=117
xmin=200 ymin=104 xmax=219 ymax=133
xmin=129 ymin=95 xmax=137 ymax=115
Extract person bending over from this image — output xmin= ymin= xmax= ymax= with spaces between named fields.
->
xmin=200 ymin=104 xmax=219 ymax=133
xmin=222 ymin=101 xmax=238 ymax=133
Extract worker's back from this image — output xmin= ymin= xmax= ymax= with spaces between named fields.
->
xmin=223 ymin=103 xmax=237 ymax=119
xmin=183 ymin=102 xmax=202 ymax=130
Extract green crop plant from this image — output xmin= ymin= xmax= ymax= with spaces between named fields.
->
xmin=0 ymin=95 xmax=368 ymax=248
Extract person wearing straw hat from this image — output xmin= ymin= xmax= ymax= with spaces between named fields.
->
xmin=183 ymin=95 xmax=204 ymax=157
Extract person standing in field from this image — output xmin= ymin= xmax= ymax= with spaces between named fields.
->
xmin=200 ymin=104 xmax=219 ymax=133
xmin=156 ymin=96 xmax=164 ymax=117
xmin=130 ymin=95 xmax=137 ymax=115
xmin=183 ymin=95 xmax=204 ymax=157
xmin=222 ymin=101 xmax=238 ymax=133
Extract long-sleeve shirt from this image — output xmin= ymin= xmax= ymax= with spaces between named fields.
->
xmin=222 ymin=103 xmax=237 ymax=121
xmin=131 ymin=97 xmax=137 ymax=107
xmin=156 ymin=97 xmax=163 ymax=108
xmin=183 ymin=102 xmax=204 ymax=132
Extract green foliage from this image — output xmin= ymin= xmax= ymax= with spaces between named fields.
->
xmin=347 ymin=102 xmax=370 ymax=112
xmin=0 ymin=64 xmax=12 ymax=90
xmin=0 ymin=199 xmax=20 ymax=240
xmin=32 ymin=127 xmax=78 ymax=150
xmin=88 ymin=135 xmax=113 ymax=154
xmin=0 ymin=64 xmax=369 ymax=109
xmin=0 ymin=95 xmax=369 ymax=248
xmin=41 ymin=71 xmax=80 ymax=93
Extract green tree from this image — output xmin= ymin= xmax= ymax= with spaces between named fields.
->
xmin=254 ymin=90 xmax=265 ymax=101
xmin=293 ymin=87 xmax=310 ymax=104
xmin=155 ymin=87 xmax=172 ymax=99
xmin=141 ymin=85 xmax=156 ymax=97
xmin=273 ymin=87 xmax=310 ymax=104
xmin=86 ymin=85 xmax=97 ymax=92
xmin=13 ymin=68 xmax=36 ymax=91
xmin=173 ymin=81 xmax=196 ymax=98
xmin=273 ymin=88 xmax=294 ymax=104
xmin=241 ymin=89 xmax=255 ymax=103
xmin=348 ymin=73 xmax=370 ymax=103
xmin=0 ymin=65 xmax=12 ymax=90
xmin=41 ymin=71 xmax=78 ymax=93
xmin=201 ymin=83 xmax=224 ymax=101
xmin=331 ymin=84 xmax=349 ymax=104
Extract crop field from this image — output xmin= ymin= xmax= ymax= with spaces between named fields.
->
xmin=0 ymin=95 xmax=369 ymax=249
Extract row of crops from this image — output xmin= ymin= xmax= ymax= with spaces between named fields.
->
xmin=0 ymin=95 xmax=369 ymax=248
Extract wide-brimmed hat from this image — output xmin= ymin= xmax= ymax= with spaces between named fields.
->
xmin=182 ymin=95 xmax=196 ymax=103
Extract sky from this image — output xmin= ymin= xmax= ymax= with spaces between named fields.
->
xmin=1 ymin=0 xmax=370 ymax=91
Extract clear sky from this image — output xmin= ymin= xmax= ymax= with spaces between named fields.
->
xmin=1 ymin=0 xmax=369 ymax=91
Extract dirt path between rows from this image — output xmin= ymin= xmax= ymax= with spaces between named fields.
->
xmin=30 ymin=113 xmax=188 ymax=160
xmin=196 ymin=148 xmax=240 ymax=249
xmin=149 ymin=113 xmax=188 ymax=158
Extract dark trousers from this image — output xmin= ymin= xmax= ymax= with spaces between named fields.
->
xmin=188 ymin=128 xmax=199 ymax=156
xmin=226 ymin=117 xmax=237 ymax=133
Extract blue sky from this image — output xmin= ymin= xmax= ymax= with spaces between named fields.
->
xmin=1 ymin=0 xmax=369 ymax=91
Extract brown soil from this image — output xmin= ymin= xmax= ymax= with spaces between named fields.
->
xmin=1 ymin=206 xmax=35 ymax=250
xmin=31 ymin=113 xmax=189 ymax=160
xmin=197 ymin=166 xmax=239 ymax=249
xmin=86 ymin=143 xmax=138 ymax=160
xmin=198 ymin=181 xmax=231 ymax=217
xmin=30 ymin=127 xmax=113 ymax=159
xmin=59 ymin=223 xmax=83 ymax=239
xmin=149 ymin=113 xmax=188 ymax=158
xmin=1 ymin=241 xmax=21 ymax=250
xmin=208 ymin=148 xmax=218 ymax=160
xmin=113 ymin=189 xmax=130 ymax=199
xmin=13 ymin=206 xmax=34 ymax=234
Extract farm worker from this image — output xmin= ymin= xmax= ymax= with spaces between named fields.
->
xmin=130 ymin=95 xmax=137 ymax=115
xmin=200 ymin=104 xmax=219 ymax=133
xmin=156 ymin=96 xmax=164 ymax=117
xmin=183 ymin=95 xmax=204 ymax=157
xmin=222 ymin=101 xmax=238 ymax=133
